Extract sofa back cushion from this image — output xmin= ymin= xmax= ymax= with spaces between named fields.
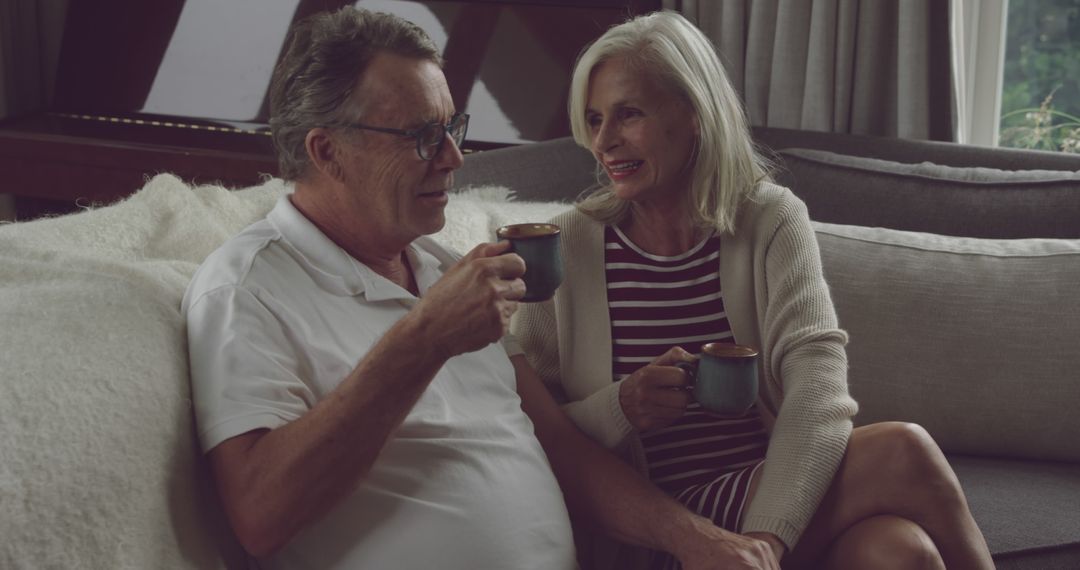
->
xmin=814 ymin=221 xmax=1080 ymax=462
xmin=777 ymin=148 xmax=1080 ymax=238
xmin=456 ymin=137 xmax=597 ymax=203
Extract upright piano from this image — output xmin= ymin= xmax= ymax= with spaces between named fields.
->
xmin=0 ymin=0 xmax=658 ymax=219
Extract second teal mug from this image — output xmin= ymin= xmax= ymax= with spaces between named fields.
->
xmin=676 ymin=342 xmax=759 ymax=417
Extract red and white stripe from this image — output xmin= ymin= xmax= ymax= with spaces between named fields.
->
xmin=604 ymin=225 xmax=768 ymax=544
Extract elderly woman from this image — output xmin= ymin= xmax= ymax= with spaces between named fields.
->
xmin=513 ymin=11 xmax=994 ymax=570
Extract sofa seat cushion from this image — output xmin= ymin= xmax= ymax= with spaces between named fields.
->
xmin=951 ymin=455 xmax=1080 ymax=569
xmin=778 ymin=148 xmax=1080 ymax=238
xmin=813 ymin=221 xmax=1080 ymax=463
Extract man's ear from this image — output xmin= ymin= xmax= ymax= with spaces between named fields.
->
xmin=305 ymin=128 xmax=345 ymax=182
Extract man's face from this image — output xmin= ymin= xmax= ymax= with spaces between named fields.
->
xmin=335 ymin=52 xmax=463 ymax=245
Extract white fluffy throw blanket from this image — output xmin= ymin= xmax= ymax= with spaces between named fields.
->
xmin=0 ymin=174 xmax=570 ymax=569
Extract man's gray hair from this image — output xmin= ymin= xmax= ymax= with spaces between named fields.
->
xmin=269 ymin=7 xmax=443 ymax=181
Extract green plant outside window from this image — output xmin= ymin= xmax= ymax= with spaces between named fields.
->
xmin=998 ymin=0 xmax=1080 ymax=153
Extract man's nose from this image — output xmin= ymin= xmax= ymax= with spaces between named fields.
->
xmin=433 ymin=132 xmax=465 ymax=170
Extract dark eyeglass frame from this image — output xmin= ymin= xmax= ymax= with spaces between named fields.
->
xmin=337 ymin=112 xmax=469 ymax=160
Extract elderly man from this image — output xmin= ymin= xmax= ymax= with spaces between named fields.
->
xmin=182 ymin=7 xmax=778 ymax=570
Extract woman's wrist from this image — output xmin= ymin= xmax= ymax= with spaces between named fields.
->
xmin=744 ymin=531 xmax=786 ymax=560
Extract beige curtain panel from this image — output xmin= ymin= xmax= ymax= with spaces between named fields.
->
xmin=665 ymin=0 xmax=954 ymax=140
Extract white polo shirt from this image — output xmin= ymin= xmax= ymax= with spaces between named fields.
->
xmin=182 ymin=195 xmax=576 ymax=570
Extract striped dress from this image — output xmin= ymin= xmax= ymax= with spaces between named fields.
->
xmin=604 ymin=225 xmax=769 ymax=569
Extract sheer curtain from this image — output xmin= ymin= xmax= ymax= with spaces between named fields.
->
xmin=662 ymin=0 xmax=954 ymax=140
xmin=950 ymin=0 xmax=1007 ymax=146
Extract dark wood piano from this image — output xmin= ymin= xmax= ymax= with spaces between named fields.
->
xmin=0 ymin=0 xmax=658 ymax=220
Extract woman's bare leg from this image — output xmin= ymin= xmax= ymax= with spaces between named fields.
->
xmin=822 ymin=515 xmax=944 ymax=570
xmin=745 ymin=422 xmax=993 ymax=569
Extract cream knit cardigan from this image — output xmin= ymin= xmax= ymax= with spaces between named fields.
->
xmin=512 ymin=182 xmax=859 ymax=555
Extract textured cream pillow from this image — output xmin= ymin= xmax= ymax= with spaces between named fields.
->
xmin=814 ymin=221 xmax=1080 ymax=462
xmin=0 ymin=175 xmax=283 ymax=569
xmin=437 ymin=186 xmax=574 ymax=254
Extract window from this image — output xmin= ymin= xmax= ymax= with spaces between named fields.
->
xmin=998 ymin=0 xmax=1080 ymax=153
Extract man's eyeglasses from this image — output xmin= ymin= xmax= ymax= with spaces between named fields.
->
xmin=338 ymin=112 xmax=469 ymax=160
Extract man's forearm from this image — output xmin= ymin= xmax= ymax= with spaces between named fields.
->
xmin=510 ymin=355 xmax=719 ymax=558
xmin=543 ymin=418 xmax=712 ymax=553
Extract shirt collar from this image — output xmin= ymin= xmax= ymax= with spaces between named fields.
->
xmin=266 ymin=195 xmax=453 ymax=302
xmin=405 ymin=240 xmax=447 ymax=296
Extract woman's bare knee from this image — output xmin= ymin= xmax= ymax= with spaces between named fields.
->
xmin=823 ymin=515 xmax=944 ymax=570
xmin=785 ymin=423 xmax=983 ymax=568
xmin=851 ymin=422 xmax=965 ymax=510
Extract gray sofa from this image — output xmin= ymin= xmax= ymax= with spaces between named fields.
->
xmin=1 ymin=127 xmax=1076 ymax=569
xmin=456 ymin=127 xmax=1080 ymax=569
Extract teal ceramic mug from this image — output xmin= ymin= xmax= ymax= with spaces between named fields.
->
xmin=676 ymin=343 xmax=759 ymax=417
xmin=495 ymin=223 xmax=564 ymax=302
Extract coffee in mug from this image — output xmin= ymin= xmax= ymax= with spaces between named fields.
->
xmin=495 ymin=223 xmax=563 ymax=302
xmin=676 ymin=343 xmax=759 ymax=417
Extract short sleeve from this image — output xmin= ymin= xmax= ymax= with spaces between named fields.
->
xmin=185 ymin=285 xmax=316 ymax=452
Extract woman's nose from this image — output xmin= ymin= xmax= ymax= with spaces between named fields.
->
xmin=592 ymin=120 xmax=618 ymax=153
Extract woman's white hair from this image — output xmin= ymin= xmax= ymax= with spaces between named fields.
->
xmin=568 ymin=11 xmax=771 ymax=234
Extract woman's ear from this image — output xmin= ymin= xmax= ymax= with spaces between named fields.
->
xmin=305 ymin=128 xmax=345 ymax=182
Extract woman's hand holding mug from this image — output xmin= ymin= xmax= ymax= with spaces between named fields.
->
xmin=618 ymin=346 xmax=696 ymax=432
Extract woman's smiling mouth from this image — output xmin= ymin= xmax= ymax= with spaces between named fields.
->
xmin=606 ymin=160 xmax=644 ymax=179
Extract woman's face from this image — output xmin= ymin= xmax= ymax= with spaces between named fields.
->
xmin=585 ymin=57 xmax=698 ymax=208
